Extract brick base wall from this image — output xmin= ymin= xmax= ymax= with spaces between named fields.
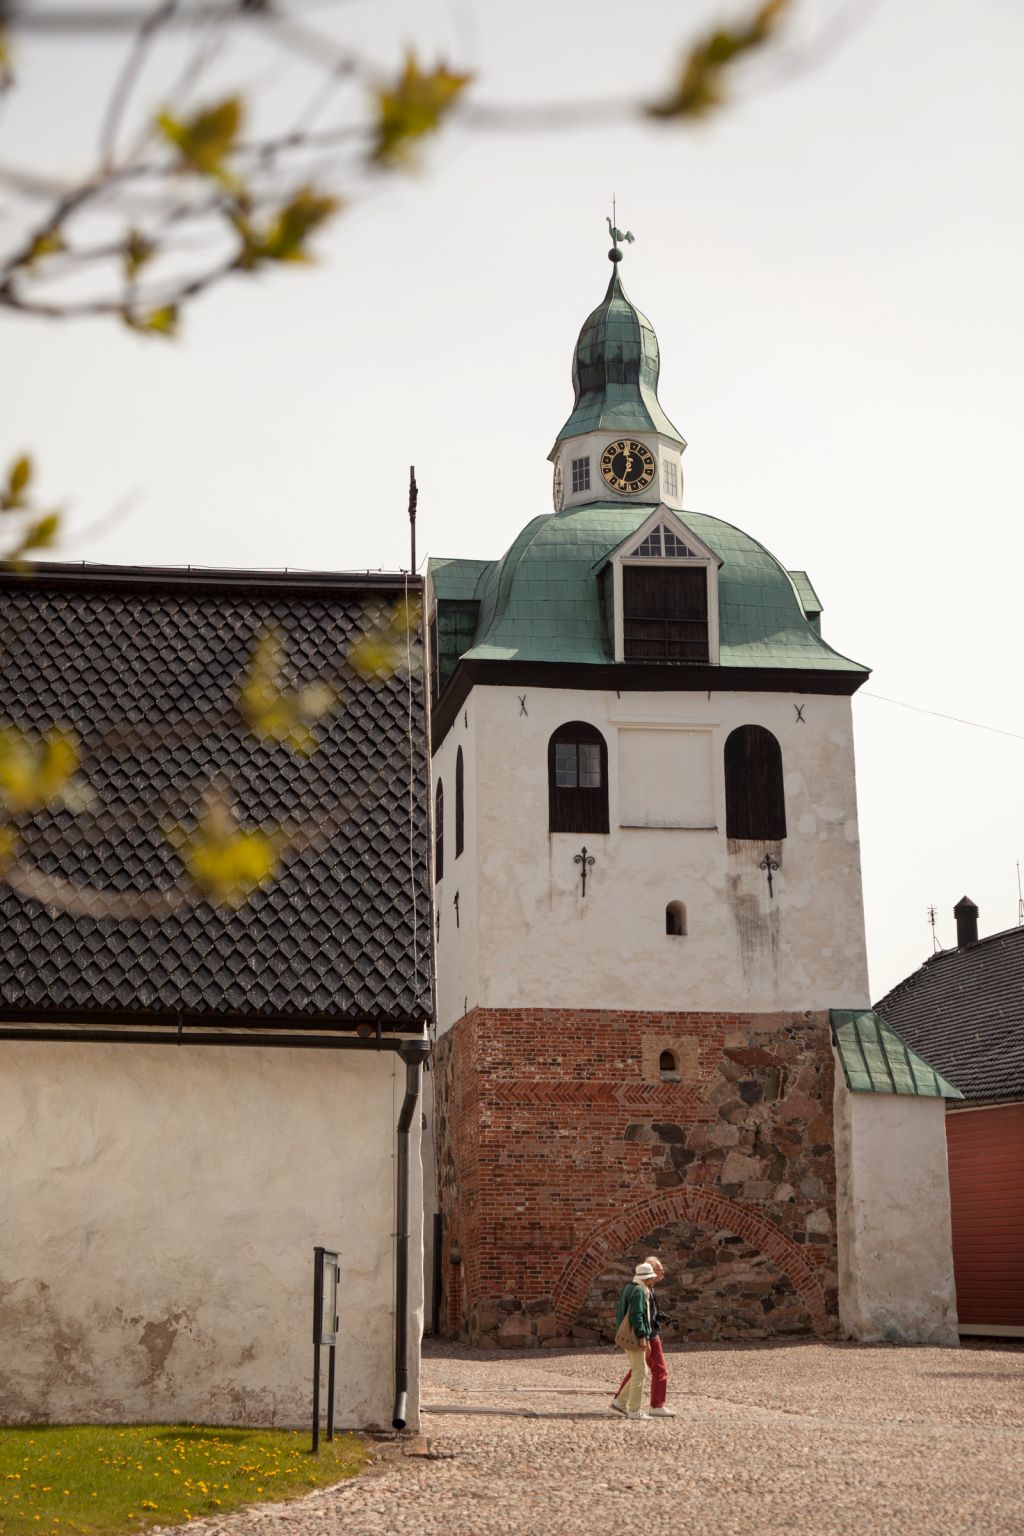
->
xmin=433 ymin=1007 xmax=839 ymax=1346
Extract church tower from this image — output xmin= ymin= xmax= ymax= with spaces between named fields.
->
xmin=426 ymin=241 xmax=960 ymax=1348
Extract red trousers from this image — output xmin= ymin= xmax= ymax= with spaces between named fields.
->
xmin=617 ymin=1336 xmax=668 ymax=1409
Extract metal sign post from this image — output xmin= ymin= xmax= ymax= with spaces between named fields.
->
xmin=311 ymin=1246 xmax=340 ymax=1453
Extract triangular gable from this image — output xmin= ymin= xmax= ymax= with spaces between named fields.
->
xmin=830 ymin=1009 xmax=964 ymax=1099
xmin=592 ymin=505 xmax=720 ymax=574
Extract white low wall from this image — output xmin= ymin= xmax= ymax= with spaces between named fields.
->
xmin=834 ymin=1077 xmax=958 ymax=1345
xmin=0 ymin=1040 xmax=423 ymax=1428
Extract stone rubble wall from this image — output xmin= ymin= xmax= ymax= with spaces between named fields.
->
xmin=433 ymin=1007 xmax=839 ymax=1347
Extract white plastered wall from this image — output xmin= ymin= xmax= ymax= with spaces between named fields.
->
xmin=0 ymin=1041 xmax=423 ymax=1428
xmin=833 ymin=1077 xmax=959 ymax=1344
xmin=434 ymin=682 xmax=869 ymax=1024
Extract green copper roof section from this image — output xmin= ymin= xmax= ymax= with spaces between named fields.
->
xmin=429 ymin=557 xmax=490 ymax=603
xmin=429 ymin=503 xmax=868 ymax=673
xmin=788 ymin=570 xmax=823 ymax=618
xmin=831 ymin=1010 xmax=964 ymax=1099
xmin=555 ymin=266 xmax=685 ymax=448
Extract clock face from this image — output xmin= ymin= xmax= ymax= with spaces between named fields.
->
xmin=600 ymin=439 xmax=656 ymax=495
xmin=552 ymin=459 xmax=565 ymax=511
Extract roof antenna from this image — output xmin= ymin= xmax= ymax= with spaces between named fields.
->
xmin=927 ymin=904 xmax=941 ymax=954
xmin=408 ymin=466 xmax=418 ymax=573
xmin=1017 ymin=862 xmax=1023 ymax=926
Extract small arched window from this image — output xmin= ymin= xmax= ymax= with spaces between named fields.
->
xmin=659 ymin=1050 xmax=678 ymax=1078
xmin=724 ymin=725 xmax=786 ymax=840
xmin=548 ymin=722 xmax=609 ymax=834
xmin=666 ymin=901 xmax=687 ymax=937
xmin=455 ymin=747 xmax=465 ymax=860
xmin=434 ymin=780 xmax=444 ymax=881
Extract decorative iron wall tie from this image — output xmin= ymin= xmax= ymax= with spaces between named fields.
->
xmin=574 ymin=845 xmax=595 ymax=897
xmin=453 ymin=890 xmax=460 ymax=928
xmin=759 ymin=851 xmax=780 ymax=899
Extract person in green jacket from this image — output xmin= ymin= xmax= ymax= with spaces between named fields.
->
xmin=611 ymin=1261 xmax=655 ymax=1419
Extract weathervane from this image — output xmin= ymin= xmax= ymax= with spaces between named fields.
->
xmin=607 ymin=197 xmax=635 ymax=263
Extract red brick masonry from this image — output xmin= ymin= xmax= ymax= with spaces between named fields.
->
xmin=433 ymin=1007 xmax=839 ymax=1346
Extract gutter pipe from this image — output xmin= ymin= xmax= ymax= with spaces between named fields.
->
xmin=392 ymin=1036 xmax=430 ymax=1430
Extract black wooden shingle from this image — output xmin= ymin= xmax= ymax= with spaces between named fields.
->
xmin=0 ymin=565 xmax=433 ymax=1028
xmin=874 ymin=928 xmax=1024 ymax=1102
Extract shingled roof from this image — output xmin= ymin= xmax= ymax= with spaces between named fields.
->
xmin=874 ymin=926 xmax=1024 ymax=1102
xmin=0 ymin=564 xmax=433 ymax=1030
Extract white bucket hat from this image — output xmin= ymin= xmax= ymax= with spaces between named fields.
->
xmin=633 ymin=1261 xmax=657 ymax=1280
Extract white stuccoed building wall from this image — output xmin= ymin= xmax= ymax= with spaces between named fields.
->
xmin=433 ymin=683 xmax=869 ymax=1023
xmin=0 ymin=1042 xmax=423 ymax=1427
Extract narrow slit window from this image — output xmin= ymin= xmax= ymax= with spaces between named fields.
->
xmin=659 ymin=1050 xmax=678 ymax=1078
xmin=434 ymin=780 xmax=444 ymax=881
xmin=455 ymin=746 xmax=465 ymax=859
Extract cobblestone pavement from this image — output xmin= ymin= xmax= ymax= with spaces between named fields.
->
xmin=153 ymin=1339 xmax=1024 ymax=1536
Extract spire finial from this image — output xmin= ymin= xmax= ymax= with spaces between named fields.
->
xmin=606 ymin=198 xmax=635 ymax=263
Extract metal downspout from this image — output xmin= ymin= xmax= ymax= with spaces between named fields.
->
xmin=393 ymin=1038 xmax=430 ymax=1430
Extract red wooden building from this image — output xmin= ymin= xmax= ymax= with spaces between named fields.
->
xmin=876 ymin=899 xmax=1024 ymax=1337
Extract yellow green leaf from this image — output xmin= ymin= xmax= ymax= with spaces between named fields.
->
xmin=348 ymin=596 xmax=421 ymax=680
xmin=239 ymin=629 xmax=337 ymax=755
xmin=20 ymin=511 xmax=59 ymax=551
xmin=167 ymin=789 xmax=282 ymax=907
xmin=647 ymin=0 xmax=790 ymax=121
xmin=0 ymin=725 xmax=79 ymax=814
xmin=372 ymin=53 xmax=472 ymax=166
xmin=25 ymin=228 xmax=64 ymax=267
xmin=254 ymin=188 xmax=341 ymax=264
xmin=8 ymin=455 xmax=30 ymax=496
xmin=140 ymin=305 xmax=179 ymax=337
xmin=157 ymin=96 xmax=243 ymax=184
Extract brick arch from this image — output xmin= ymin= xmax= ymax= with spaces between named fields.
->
xmin=551 ymin=1188 xmax=830 ymax=1332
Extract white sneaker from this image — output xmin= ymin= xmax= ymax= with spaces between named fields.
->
xmin=626 ymin=1410 xmax=650 ymax=1420
xmin=650 ymin=1407 xmax=676 ymax=1417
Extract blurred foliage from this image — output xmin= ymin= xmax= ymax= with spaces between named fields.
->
xmin=0 ymin=0 xmax=800 ymax=910
xmin=240 ymin=629 xmax=338 ymax=755
xmin=0 ymin=455 xmax=61 ymax=567
xmin=0 ymin=724 xmax=78 ymax=814
xmin=648 ymin=0 xmax=791 ymax=120
xmin=348 ymin=596 xmax=421 ymax=682
xmin=372 ymin=54 xmax=473 ymax=167
xmin=166 ymin=787 xmax=282 ymax=908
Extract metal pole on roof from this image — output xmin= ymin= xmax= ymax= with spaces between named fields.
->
xmin=408 ymin=466 xmax=418 ymax=573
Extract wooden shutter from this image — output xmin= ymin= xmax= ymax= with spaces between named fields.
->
xmin=724 ymin=725 xmax=786 ymax=839
xmin=622 ymin=566 xmax=709 ymax=662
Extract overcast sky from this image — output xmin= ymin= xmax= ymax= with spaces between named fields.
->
xmin=3 ymin=0 xmax=1023 ymax=1000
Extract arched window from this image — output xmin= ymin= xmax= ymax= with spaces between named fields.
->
xmin=434 ymin=780 xmax=444 ymax=881
xmin=659 ymin=1050 xmax=678 ymax=1079
xmin=548 ymin=722 xmax=609 ymax=834
xmin=666 ymin=901 xmax=687 ymax=937
xmin=455 ymin=746 xmax=465 ymax=860
xmin=724 ymin=725 xmax=786 ymax=840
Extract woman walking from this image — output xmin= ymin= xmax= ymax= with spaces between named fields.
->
xmin=611 ymin=1256 xmax=675 ymax=1417
xmin=610 ymin=1260 xmax=655 ymax=1420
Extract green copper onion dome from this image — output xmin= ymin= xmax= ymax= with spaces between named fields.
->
xmin=554 ymin=260 xmax=686 ymax=448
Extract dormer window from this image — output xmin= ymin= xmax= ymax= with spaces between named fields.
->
xmin=571 ymin=456 xmax=591 ymax=494
xmin=623 ymin=566 xmax=709 ymax=662
xmin=608 ymin=512 xmax=720 ymax=666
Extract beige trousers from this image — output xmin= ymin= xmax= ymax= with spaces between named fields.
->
xmin=615 ymin=1347 xmax=649 ymax=1414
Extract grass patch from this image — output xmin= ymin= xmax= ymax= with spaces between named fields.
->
xmin=0 ymin=1423 xmax=367 ymax=1535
